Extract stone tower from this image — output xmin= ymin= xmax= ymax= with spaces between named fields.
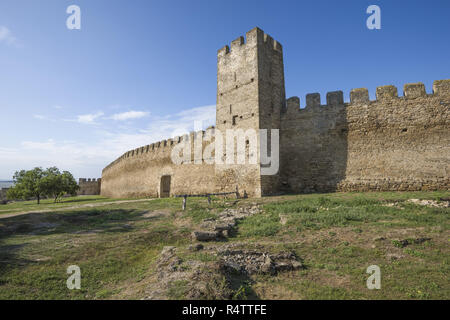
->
xmin=215 ymin=27 xmax=286 ymax=197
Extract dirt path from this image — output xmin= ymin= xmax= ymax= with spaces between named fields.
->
xmin=0 ymin=198 xmax=155 ymax=220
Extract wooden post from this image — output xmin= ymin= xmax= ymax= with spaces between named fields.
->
xmin=182 ymin=195 xmax=187 ymax=211
xmin=235 ymin=185 xmax=240 ymax=199
xmin=207 ymin=195 xmax=211 ymax=205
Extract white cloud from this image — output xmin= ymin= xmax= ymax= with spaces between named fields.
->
xmin=110 ymin=110 xmax=150 ymax=121
xmin=76 ymin=112 xmax=104 ymax=124
xmin=0 ymin=26 xmax=18 ymax=46
xmin=0 ymin=104 xmax=216 ymax=179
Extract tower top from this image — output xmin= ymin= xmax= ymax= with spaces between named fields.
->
xmin=217 ymin=27 xmax=282 ymax=58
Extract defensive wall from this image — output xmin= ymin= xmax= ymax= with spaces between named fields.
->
xmin=78 ymin=178 xmax=102 ymax=195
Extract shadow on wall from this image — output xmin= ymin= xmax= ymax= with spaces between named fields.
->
xmin=280 ymin=91 xmax=349 ymax=193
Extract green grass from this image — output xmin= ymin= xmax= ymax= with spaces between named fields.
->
xmin=0 ymin=195 xmax=140 ymax=215
xmin=0 ymin=191 xmax=448 ymax=299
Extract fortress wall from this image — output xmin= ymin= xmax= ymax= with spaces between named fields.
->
xmin=78 ymin=178 xmax=101 ymax=195
xmin=0 ymin=188 xmax=9 ymax=201
xmin=215 ymin=28 xmax=263 ymax=197
xmin=280 ymin=80 xmax=450 ymax=193
xmin=215 ymin=27 xmax=286 ymax=197
xmin=101 ymin=130 xmax=216 ymax=198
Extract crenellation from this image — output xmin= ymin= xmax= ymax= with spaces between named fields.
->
xmin=404 ymin=82 xmax=426 ymax=99
xmin=376 ymin=85 xmax=398 ymax=100
xmin=217 ymin=45 xmax=230 ymax=57
xmin=286 ymin=97 xmax=300 ymax=114
xmin=230 ymin=36 xmax=245 ymax=50
xmin=350 ymin=88 xmax=369 ymax=104
xmin=262 ymin=33 xmax=282 ymax=52
xmin=306 ymin=93 xmax=321 ymax=108
xmin=326 ymin=91 xmax=344 ymax=106
xmin=432 ymin=79 xmax=450 ymax=95
xmin=263 ymin=33 xmax=273 ymax=46
xmin=273 ymin=40 xmax=282 ymax=52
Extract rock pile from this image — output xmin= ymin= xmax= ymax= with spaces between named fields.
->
xmin=217 ymin=249 xmax=303 ymax=276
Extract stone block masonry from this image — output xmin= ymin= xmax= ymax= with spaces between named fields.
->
xmin=281 ymin=81 xmax=450 ymax=193
xmin=100 ymin=27 xmax=449 ymax=198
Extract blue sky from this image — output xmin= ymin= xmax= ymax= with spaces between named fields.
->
xmin=0 ymin=0 xmax=449 ymax=179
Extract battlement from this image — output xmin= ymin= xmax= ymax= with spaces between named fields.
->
xmin=78 ymin=178 xmax=101 ymax=196
xmin=79 ymin=178 xmax=101 ymax=183
xmin=218 ymin=27 xmax=282 ymax=58
xmin=102 ymin=127 xmax=217 ymax=173
xmin=283 ymin=79 xmax=450 ymax=114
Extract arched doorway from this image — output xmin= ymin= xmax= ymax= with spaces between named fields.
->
xmin=160 ymin=175 xmax=171 ymax=198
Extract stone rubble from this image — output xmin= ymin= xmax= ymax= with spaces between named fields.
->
xmin=145 ymin=241 xmax=304 ymax=299
xmin=192 ymin=205 xmax=261 ymax=242
xmin=383 ymin=198 xmax=449 ymax=209
xmin=217 ymin=249 xmax=303 ymax=276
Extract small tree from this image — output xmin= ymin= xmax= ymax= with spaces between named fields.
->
xmin=48 ymin=170 xmax=79 ymax=202
xmin=7 ymin=167 xmax=80 ymax=204
xmin=41 ymin=167 xmax=63 ymax=203
xmin=7 ymin=167 xmax=46 ymax=204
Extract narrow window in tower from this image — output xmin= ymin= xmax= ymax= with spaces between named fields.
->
xmin=232 ymin=115 xmax=238 ymax=125
xmin=229 ymin=105 xmax=232 ymax=114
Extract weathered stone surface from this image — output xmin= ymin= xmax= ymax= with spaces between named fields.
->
xmin=376 ymin=85 xmax=398 ymax=100
xmin=432 ymin=79 xmax=450 ymax=95
xmin=326 ymin=91 xmax=344 ymax=106
xmin=196 ymin=205 xmax=261 ymax=241
xmin=306 ymin=93 xmax=321 ymax=108
xmin=78 ymin=178 xmax=101 ymax=195
xmin=350 ymin=88 xmax=369 ymax=104
xmin=404 ymin=82 xmax=426 ymax=99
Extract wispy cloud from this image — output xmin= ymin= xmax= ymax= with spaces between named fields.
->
xmin=0 ymin=26 xmax=18 ymax=46
xmin=110 ymin=110 xmax=150 ymax=121
xmin=76 ymin=112 xmax=104 ymax=124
